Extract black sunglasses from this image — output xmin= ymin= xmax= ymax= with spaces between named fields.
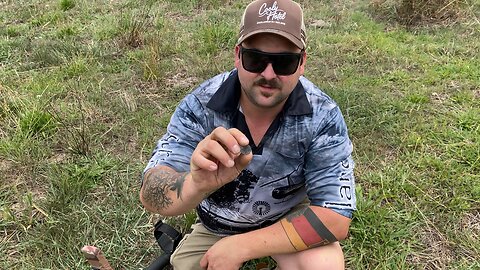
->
xmin=240 ymin=46 xmax=303 ymax=76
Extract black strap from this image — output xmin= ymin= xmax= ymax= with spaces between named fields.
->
xmin=153 ymin=220 xmax=183 ymax=254
xmin=145 ymin=254 xmax=170 ymax=270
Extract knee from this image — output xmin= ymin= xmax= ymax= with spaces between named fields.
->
xmin=274 ymin=242 xmax=344 ymax=270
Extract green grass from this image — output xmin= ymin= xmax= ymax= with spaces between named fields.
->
xmin=1 ymin=0 xmax=479 ymax=269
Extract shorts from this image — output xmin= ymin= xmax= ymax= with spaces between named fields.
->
xmin=170 ymin=201 xmax=311 ymax=270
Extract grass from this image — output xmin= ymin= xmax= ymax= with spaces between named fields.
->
xmin=1 ymin=0 xmax=479 ymax=269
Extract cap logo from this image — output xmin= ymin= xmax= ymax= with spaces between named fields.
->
xmin=258 ymin=1 xmax=286 ymax=25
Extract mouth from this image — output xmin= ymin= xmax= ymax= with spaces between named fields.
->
xmin=257 ymin=84 xmax=278 ymax=96
xmin=254 ymin=78 xmax=281 ymax=89
xmin=259 ymin=83 xmax=274 ymax=89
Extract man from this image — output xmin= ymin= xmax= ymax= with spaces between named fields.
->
xmin=140 ymin=0 xmax=356 ymax=269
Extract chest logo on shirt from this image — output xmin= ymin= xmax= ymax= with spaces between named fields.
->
xmin=208 ymin=169 xmax=259 ymax=209
xmin=252 ymin=201 xmax=271 ymax=216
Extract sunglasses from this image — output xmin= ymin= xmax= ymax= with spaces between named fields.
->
xmin=240 ymin=46 xmax=303 ymax=76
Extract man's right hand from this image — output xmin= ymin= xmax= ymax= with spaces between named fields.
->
xmin=190 ymin=127 xmax=253 ymax=195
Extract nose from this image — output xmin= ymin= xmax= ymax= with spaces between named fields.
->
xmin=260 ymin=63 xmax=277 ymax=80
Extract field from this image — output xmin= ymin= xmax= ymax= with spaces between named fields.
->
xmin=1 ymin=0 xmax=479 ymax=269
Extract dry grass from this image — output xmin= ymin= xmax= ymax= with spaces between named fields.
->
xmin=398 ymin=0 xmax=470 ymax=25
xmin=408 ymin=227 xmax=455 ymax=269
xmin=370 ymin=0 xmax=476 ymax=26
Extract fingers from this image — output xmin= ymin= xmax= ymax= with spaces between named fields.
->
xmin=191 ymin=139 xmax=233 ymax=171
xmin=227 ymin=128 xmax=250 ymax=148
xmin=210 ymin=127 xmax=249 ymax=155
xmin=192 ymin=127 xmax=250 ymax=171
xmin=227 ymin=129 xmax=253 ymax=170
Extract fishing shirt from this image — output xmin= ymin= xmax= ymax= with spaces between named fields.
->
xmin=144 ymin=70 xmax=357 ymax=235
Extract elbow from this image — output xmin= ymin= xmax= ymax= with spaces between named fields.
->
xmin=335 ymin=227 xmax=350 ymax=241
xmin=139 ymin=170 xmax=167 ymax=214
xmin=139 ymin=166 xmax=193 ymax=216
xmin=139 ymin=187 xmax=157 ymax=213
xmin=334 ymin=221 xmax=351 ymax=241
xmin=139 ymin=186 xmax=183 ymax=216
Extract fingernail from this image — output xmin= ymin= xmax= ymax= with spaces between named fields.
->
xmin=227 ymin=159 xmax=234 ymax=167
xmin=232 ymin=144 xmax=240 ymax=154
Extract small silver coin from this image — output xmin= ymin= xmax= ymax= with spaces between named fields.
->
xmin=240 ymin=145 xmax=252 ymax=155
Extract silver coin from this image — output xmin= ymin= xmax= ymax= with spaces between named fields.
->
xmin=240 ymin=145 xmax=252 ymax=155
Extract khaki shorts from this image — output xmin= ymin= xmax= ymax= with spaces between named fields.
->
xmin=170 ymin=201 xmax=309 ymax=270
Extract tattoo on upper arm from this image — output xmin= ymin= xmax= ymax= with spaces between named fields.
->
xmin=143 ymin=171 xmax=187 ymax=210
xmin=281 ymin=207 xmax=337 ymax=251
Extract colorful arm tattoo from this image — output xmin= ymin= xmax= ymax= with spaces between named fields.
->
xmin=280 ymin=208 xmax=337 ymax=251
xmin=142 ymin=170 xmax=187 ymax=211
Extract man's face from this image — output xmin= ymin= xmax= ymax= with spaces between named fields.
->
xmin=235 ymin=33 xmax=306 ymax=110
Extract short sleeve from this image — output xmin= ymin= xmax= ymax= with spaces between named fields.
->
xmin=304 ymin=106 xmax=357 ymax=216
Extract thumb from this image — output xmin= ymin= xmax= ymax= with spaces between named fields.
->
xmin=235 ymin=152 xmax=252 ymax=170
xmin=200 ymin=254 xmax=208 ymax=269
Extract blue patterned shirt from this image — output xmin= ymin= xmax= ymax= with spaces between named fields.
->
xmin=144 ymin=70 xmax=356 ymax=235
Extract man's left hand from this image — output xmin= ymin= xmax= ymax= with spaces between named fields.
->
xmin=199 ymin=235 xmax=247 ymax=270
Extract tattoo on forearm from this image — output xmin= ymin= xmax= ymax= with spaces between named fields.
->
xmin=281 ymin=207 xmax=337 ymax=251
xmin=169 ymin=175 xmax=185 ymax=199
xmin=143 ymin=171 xmax=187 ymax=210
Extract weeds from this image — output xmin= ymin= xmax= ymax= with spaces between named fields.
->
xmin=196 ymin=21 xmax=237 ymax=55
xmin=1 ymin=192 xmax=48 ymax=232
xmin=60 ymin=0 xmax=75 ymax=11
xmin=345 ymin=187 xmax=419 ymax=269
xmin=48 ymin=94 xmax=92 ymax=156
xmin=0 ymin=86 xmax=21 ymax=125
xmin=142 ymin=40 xmax=163 ymax=82
xmin=119 ymin=1 xmax=156 ymax=48
xmin=19 ymin=110 xmax=56 ymax=138
xmin=46 ymin=154 xmax=116 ymax=210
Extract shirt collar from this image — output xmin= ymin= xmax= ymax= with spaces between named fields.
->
xmin=206 ymin=70 xmax=313 ymax=116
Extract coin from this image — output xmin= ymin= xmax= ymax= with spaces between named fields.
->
xmin=240 ymin=145 xmax=252 ymax=155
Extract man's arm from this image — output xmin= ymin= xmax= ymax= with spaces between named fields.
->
xmin=140 ymin=127 xmax=253 ymax=216
xmin=200 ymin=205 xmax=351 ymax=268
xmin=140 ymin=166 xmax=206 ymax=216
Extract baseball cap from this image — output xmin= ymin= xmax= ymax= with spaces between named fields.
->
xmin=237 ymin=0 xmax=306 ymax=50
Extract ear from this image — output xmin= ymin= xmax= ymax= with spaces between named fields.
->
xmin=234 ymin=45 xmax=241 ymax=69
xmin=298 ymin=51 xmax=307 ymax=76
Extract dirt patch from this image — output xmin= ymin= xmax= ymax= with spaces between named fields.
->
xmin=456 ymin=210 xmax=480 ymax=261
xmin=165 ymin=69 xmax=199 ymax=90
xmin=48 ymin=152 xmax=67 ymax=164
xmin=459 ymin=210 xmax=480 ymax=240
xmin=0 ymin=159 xmax=14 ymax=172
xmin=473 ymin=89 xmax=480 ymax=99
xmin=408 ymin=226 xmax=454 ymax=270
xmin=460 ymin=210 xmax=480 ymax=253
xmin=430 ymin=91 xmax=450 ymax=104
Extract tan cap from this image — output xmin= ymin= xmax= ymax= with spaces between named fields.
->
xmin=237 ymin=0 xmax=306 ymax=49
